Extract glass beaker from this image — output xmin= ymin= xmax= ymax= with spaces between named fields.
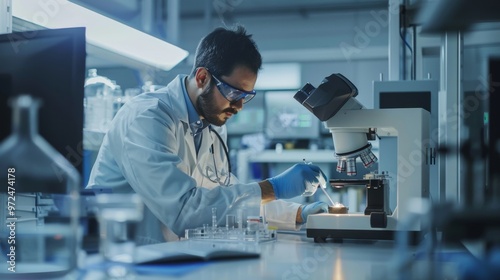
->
xmin=94 ymin=193 xmax=143 ymax=278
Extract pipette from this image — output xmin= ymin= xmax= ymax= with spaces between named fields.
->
xmin=302 ymin=159 xmax=317 ymax=196
xmin=302 ymin=159 xmax=336 ymax=206
xmin=320 ymin=185 xmax=336 ymax=206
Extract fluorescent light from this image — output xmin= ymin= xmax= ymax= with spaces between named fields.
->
xmin=11 ymin=0 xmax=188 ymax=71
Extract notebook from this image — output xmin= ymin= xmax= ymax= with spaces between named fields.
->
xmin=135 ymin=240 xmax=260 ymax=264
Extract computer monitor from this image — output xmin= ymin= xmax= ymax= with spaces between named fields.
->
xmin=225 ymin=90 xmax=265 ymax=135
xmin=0 ymin=27 xmax=86 ymax=178
xmin=265 ymin=91 xmax=320 ymax=141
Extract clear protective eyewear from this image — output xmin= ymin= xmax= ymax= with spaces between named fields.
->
xmin=207 ymin=69 xmax=256 ymax=104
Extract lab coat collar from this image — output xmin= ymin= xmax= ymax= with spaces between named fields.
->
xmin=156 ymin=75 xmax=215 ymax=162
xmin=179 ymin=75 xmax=209 ymax=136
xmin=157 ymin=74 xmax=191 ymax=125
xmin=190 ymin=119 xmax=210 ymax=137
xmin=182 ymin=76 xmax=202 ymax=124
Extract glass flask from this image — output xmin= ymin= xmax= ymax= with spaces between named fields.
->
xmin=0 ymin=95 xmax=81 ymax=279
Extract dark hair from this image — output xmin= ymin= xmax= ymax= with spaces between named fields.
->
xmin=189 ymin=25 xmax=262 ymax=79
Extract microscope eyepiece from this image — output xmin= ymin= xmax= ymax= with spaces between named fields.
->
xmin=293 ymin=73 xmax=358 ymax=121
xmin=294 ymin=83 xmax=316 ymax=104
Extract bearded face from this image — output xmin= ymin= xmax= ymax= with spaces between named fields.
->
xmin=196 ymin=84 xmax=238 ymax=127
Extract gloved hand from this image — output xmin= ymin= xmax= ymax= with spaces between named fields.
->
xmin=267 ymin=163 xmax=326 ymax=199
xmin=300 ymin=201 xmax=329 ymax=224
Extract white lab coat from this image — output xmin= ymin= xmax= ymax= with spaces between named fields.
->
xmin=87 ymin=75 xmax=300 ymax=244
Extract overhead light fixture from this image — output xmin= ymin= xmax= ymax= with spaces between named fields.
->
xmin=11 ymin=0 xmax=189 ymax=71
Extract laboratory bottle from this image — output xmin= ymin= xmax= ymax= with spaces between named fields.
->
xmin=84 ymin=68 xmax=115 ymax=132
xmin=0 ymin=95 xmax=81 ymax=278
xmin=112 ymin=82 xmax=124 ymax=118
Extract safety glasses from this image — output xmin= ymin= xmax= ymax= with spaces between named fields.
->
xmin=208 ymin=70 xmax=256 ymax=104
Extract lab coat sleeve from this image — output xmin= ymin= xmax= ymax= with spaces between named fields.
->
xmin=118 ymin=105 xmax=261 ymax=237
xmin=262 ymin=200 xmax=302 ymax=231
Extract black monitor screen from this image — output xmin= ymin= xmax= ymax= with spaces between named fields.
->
xmin=0 ymin=27 xmax=86 ymax=177
xmin=265 ymin=91 xmax=320 ymax=140
xmin=379 ymin=91 xmax=431 ymax=112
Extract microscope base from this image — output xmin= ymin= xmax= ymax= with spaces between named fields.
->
xmin=305 ymin=213 xmax=422 ymax=244
xmin=307 ymin=228 xmax=421 ymax=245
xmin=308 ymin=228 xmax=392 ymax=242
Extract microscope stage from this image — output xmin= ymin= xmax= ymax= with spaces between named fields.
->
xmin=306 ymin=213 xmax=397 ymax=231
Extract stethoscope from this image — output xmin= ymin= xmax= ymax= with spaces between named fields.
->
xmin=206 ymin=125 xmax=231 ymax=186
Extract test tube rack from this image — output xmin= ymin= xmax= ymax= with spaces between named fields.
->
xmin=184 ymin=208 xmax=277 ymax=243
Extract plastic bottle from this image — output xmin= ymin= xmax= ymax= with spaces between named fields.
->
xmin=0 ymin=95 xmax=81 ymax=278
xmin=84 ymin=69 xmax=115 ymax=132
xmin=112 ymin=82 xmax=124 ymax=118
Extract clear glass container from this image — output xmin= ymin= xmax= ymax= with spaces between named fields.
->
xmin=246 ymin=216 xmax=260 ymax=235
xmin=84 ymin=68 xmax=115 ymax=132
xmin=0 ymin=95 xmax=81 ymax=279
xmin=112 ymin=82 xmax=124 ymax=118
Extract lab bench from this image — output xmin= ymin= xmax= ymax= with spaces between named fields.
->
xmin=79 ymin=231 xmax=467 ymax=280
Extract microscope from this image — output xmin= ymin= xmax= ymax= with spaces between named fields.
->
xmin=294 ymin=74 xmax=430 ymax=242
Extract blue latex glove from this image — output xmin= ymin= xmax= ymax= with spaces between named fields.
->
xmin=267 ymin=163 xmax=326 ymax=199
xmin=300 ymin=201 xmax=329 ymax=224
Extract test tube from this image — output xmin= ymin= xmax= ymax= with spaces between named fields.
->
xmin=212 ymin=207 xmax=217 ymax=228
xmin=236 ymin=209 xmax=243 ymax=230
xmin=226 ymin=214 xmax=235 ymax=229
xmin=261 ymin=208 xmax=267 ymax=226
xmin=202 ymin=224 xmax=208 ymax=237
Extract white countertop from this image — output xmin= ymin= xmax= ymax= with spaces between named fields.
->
xmin=80 ymin=231 xmax=466 ymax=280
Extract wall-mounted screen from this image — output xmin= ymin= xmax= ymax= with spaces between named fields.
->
xmin=225 ymin=91 xmax=265 ymax=135
xmin=265 ymin=91 xmax=320 ymax=140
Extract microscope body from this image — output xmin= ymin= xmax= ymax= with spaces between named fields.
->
xmin=295 ymin=73 xmax=430 ymax=242
xmin=307 ymin=107 xmax=430 ymax=241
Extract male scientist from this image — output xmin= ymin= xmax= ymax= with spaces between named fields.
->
xmin=87 ymin=25 xmax=329 ymax=244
